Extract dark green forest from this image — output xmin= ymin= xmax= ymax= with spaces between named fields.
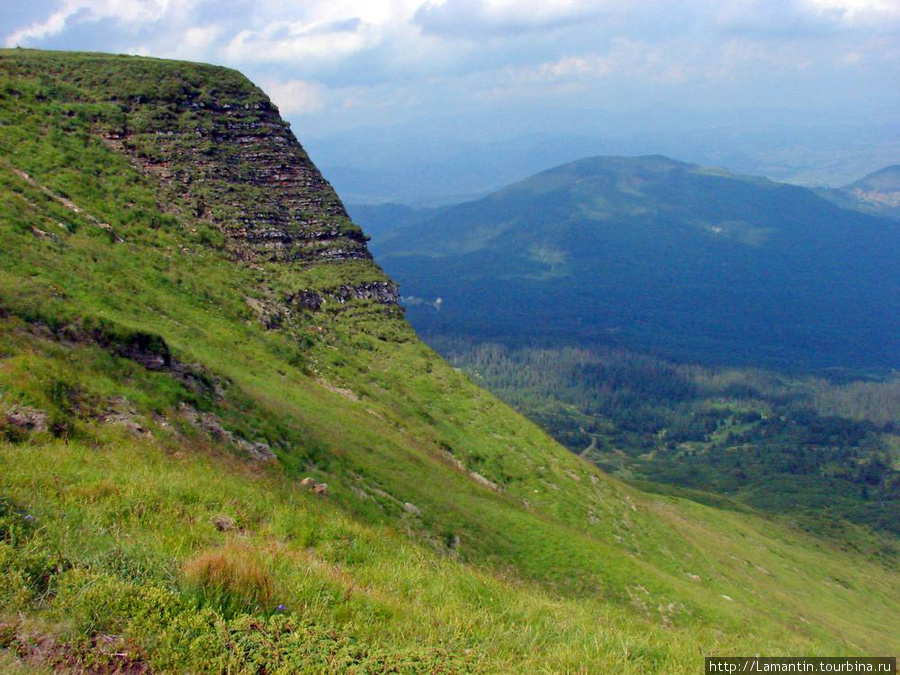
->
xmin=432 ymin=338 xmax=900 ymax=541
xmin=355 ymin=156 xmax=900 ymax=546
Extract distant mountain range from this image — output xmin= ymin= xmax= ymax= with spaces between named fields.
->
xmin=315 ymin=119 xmax=900 ymax=206
xmin=352 ymin=156 xmax=900 ymax=371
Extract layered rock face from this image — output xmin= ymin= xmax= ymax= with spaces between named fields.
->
xmin=0 ymin=52 xmax=399 ymax=321
xmin=290 ymin=282 xmax=401 ymax=312
xmin=105 ymin=89 xmax=371 ymax=265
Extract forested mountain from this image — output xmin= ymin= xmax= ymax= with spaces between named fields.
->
xmin=371 ymin=155 xmax=900 ymax=371
xmin=355 ymin=156 xmax=900 ymax=539
xmin=430 ymin=338 xmax=900 ymax=539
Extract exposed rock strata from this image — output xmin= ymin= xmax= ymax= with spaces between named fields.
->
xmin=103 ymin=92 xmax=372 ymax=266
xmin=93 ymin=74 xmax=401 ymax=323
xmin=245 ymin=280 xmax=401 ymax=330
xmin=290 ymin=282 xmax=400 ymax=311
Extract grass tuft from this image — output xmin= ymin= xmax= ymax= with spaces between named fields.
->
xmin=182 ymin=543 xmax=275 ymax=617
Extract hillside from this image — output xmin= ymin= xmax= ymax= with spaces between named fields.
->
xmin=1 ymin=50 xmax=899 ymax=673
xmin=818 ymin=165 xmax=900 ymax=220
xmin=847 ymin=164 xmax=900 ymax=194
xmin=372 ymin=155 xmax=900 ymax=372
xmin=427 ymin=338 xmax=900 ymax=538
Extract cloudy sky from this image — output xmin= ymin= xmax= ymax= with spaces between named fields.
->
xmin=2 ymin=1 xmax=899 ymax=198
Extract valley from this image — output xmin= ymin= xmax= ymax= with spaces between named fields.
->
xmin=351 ymin=156 xmax=900 ymax=554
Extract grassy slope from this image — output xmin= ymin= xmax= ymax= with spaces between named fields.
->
xmin=816 ymin=165 xmax=900 ymax=220
xmin=0 ymin=50 xmax=898 ymax=672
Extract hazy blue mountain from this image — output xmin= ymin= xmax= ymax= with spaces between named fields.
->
xmin=307 ymin=118 xmax=900 ymax=206
xmin=317 ymin=132 xmax=614 ymax=206
xmin=848 ymin=164 xmax=900 ymax=192
xmin=818 ymin=165 xmax=900 ymax=220
xmin=370 ymin=155 xmax=900 ymax=371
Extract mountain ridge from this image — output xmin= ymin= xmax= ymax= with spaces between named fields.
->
xmin=1 ymin=49 xmax=899 ymax=672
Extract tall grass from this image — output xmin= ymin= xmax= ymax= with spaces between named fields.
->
xmin=182 ymin=542 xmax=275 ymax=617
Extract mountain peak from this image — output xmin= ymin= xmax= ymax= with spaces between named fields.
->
xmin=561 ymin=154 xmax=688 ymax=173
xmin=375 ymin=153 xmax=899 ymax=371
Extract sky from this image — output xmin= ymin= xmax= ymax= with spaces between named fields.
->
xmin=2 ymin=0 xmax=899 ymax=200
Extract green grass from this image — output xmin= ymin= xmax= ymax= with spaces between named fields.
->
xmin=0 ymin=48 xmax=898 ymax=673
xmin=3 ymin=434 xmax=898 ymax=673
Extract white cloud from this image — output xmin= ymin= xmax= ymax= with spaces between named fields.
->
xmin=464 ymin=0 xmax=608 ymax=25
xmin=168 ymin=24 xmax=220 ymax=60
xmin=225 ymin=19 xmax=379 ymax=63
xmin=6 ymin=9 xmax=68 ymax=45
xmin=414 ymin=0 xmax=637 ymax=34
xmin=712 ymin=0 xmax=900 ymax=35
xmin=264 ymin=79 xmax=328 ymax=114
xmin=2 ymin=0 xmax=897 ymax=138
xmin=803 ymin=0 xmax=900 ymax=20
xmin=837 ymin=50 xmax=863 ymax=65
xmin=509 ymin=53 xmax=613 ymax=82
xmin=539 ymin=55 xmax=600 ymax=78
xmin=5 ymin=0 xmax=178 ymax=47
xmin=508 ymin=39 xmax=696 ymax=88
xmin=221 ymin=0 xmax=431 ymax=65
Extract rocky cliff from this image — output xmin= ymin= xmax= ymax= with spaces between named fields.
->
xmin=1 ymin=50 xmax=396 ymax=308
xmin=106 ymin=94 xmax=371 ymax=265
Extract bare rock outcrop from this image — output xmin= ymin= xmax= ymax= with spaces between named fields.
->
xmin=300 ymin=477 xmax=329 ymax=496
xmin=4 ymin=406 xmax=48 ymax=433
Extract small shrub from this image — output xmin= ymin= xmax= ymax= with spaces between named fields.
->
xmin=148 ymin=607 xmax=225 ymax=673
xmin=222 ymin=614 xmax=475 ymax=675
xmin=182 ymin=543 xmax=274 ymax=617
xmin=55 ymin=568 xmax=182 ymax=636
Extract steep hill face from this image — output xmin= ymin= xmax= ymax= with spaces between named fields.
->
xmin=373 ymin=155 xmax=900 ymax=371
xmin=0 ymin=50 xmax=394 ymax=309
xmin=1 ymin=51 xmax=899 ymax=673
